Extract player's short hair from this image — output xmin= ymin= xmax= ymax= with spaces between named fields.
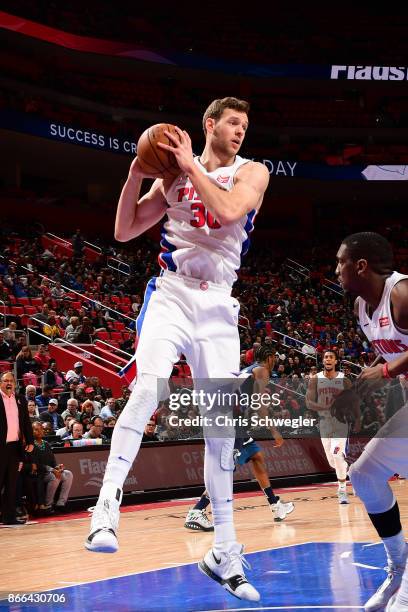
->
xmin=202 ymin=97 xmax=250 ymax=134
xmin=323 ymin=350 xmax=337 ymax=359
xmin=255 ymin=345 xmax=276 ymax=363
xmin=342 ymin=232 xmax=394 ymax=274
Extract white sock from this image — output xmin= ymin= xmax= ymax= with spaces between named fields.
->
xmin=338 ymin=481 xmax=347 ymax=491
xmin=383 ymin=531 xmax=407 ymax=567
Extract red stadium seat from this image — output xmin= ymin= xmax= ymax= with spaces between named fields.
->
xmin=0 ymin=361 xmax=12 ymax=372
xmin=17 ymin=297 xmax=30 ymax=306
xmin=113 ymin=321 xmax=125 ymax=331
xmin=31 ymin=298 xmax=43 ymax=307
xmin=110 ymin=331 xmax=123 ymax=342
xmin=10 ymin=306 xmax=24 ymax=316
xmin=96 ymin=331 xmax=110 ymax=341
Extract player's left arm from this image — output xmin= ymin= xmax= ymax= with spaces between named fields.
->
xmin=253 ymin=368 xmax=284 ymax=447
xmin=158 ymin=127 xmax=270 ymax=225
xmin=358 ymin=279 xmax=408 ymax=382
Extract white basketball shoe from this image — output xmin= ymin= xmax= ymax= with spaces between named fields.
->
xmin=198 ymin=543 xmax=260 ymax=601
xmin=85 ymin=485 xmax=122 ymax=553
xmin=270 ymin=498 xmax=295 ymax=522
xmin=365 ymin=562 xmax=406 ymax=611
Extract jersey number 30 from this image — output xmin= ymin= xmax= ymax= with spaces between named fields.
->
xmin=190 ymin=203 xmax=221 ymax=229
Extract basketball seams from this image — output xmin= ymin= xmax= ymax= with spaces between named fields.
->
xmin=137 ymin=123 xmax=181 ymax=178
xmin=147 ymin=127 xmax=167 ymax=172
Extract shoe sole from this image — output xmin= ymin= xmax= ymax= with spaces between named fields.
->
xmin=198 ymin=560 xmax=260 ymax=602
xmin=85 ymin=539 xmax=118 ymax=553
xmin=184 ymin=521 xmax=214 ymax=532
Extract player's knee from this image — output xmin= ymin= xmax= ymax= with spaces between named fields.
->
xmin=118 ymin=373 xmax=164 ymax=432
xmin=205 ymin=437 xmax=235 ymax=472
xmin=349 ymin=460 xmax=379 ymax=503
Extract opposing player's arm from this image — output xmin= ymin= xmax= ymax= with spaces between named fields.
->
xmin=114 ymin=158 xmax=169 ymax=242
xmin=158 ymin=127 xmax=270 ymax=224
xmin=357 ymin=279 xmax=408 ymax=382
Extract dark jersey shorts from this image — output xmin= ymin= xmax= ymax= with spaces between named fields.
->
xmin=234 ymin=436 xmax=261 ymax=465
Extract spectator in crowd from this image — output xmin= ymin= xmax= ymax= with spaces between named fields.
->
xmin=35 ymin=384 xmax=54 ymax=412
xmin=0 ymin=331 xmax=13 ymax=360
xmin=99 ymin=397 xmax=116 ymax=420
xmin=64 ymin=317 xmax=81 ymax=343
xmin=142 ymin=420 xmax=159 ymax=442
xmin=0 ymin=372 xmax=34 ymax=525
xmin=51 ymin=281 xmax=65 ymax=299
xmin=83 ymin=416 xmax=107 ymax=442
xmin=34 ymin=304 xmax=49 ymax=325
xmin=2 ymin=321 xmax=18 ymax=346
xmin=85 ymin=387 xmax=101 ymax=415
xmin=27 ymin=399 xmax=39 ymax=422
xmin=15 ymin=346 xmax=37 ymax=381
xmin=76 ymin=316 xmax=95 ymax=343
xmin=120 ymin=330 xmax=135 ymax=354
xmin=42 ymin=422 xmax=54 ymax=437
xmin=30 ymin=421 xmax=73 ymax=512
xmin=65 ymin=361 xmax=85 ymax=383
xmin=72 ymin=229 xmax=85 ymax=259
xmin=33 ymin=344 xmax=49 ymax=371
xmin=56 ymin=415 xmax=76 ymax=439
xmin=103 ymin=417 xmax=116 ymax=441
xmin=80 ymin=399 xmax=95 ymax=418
xmin=39 ymin=398 xmax=64 ymax=431
xmin=44 ymin=359 xmax=65 ymax=387
xmin=61 ymin=398 xmax=81 ymax=421
xmin=68 ymin=421 xmax=83 ymax=440
xmin=24 ymin=385 xmax=37 ymax=403
xmin=79 ymin=412 xmax=91 ymax=432
xmin=43 ymin=316 xmax=61 ymax=342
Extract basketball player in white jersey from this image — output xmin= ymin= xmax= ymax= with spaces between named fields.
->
xmin=306 ymin=350 xmax=355 ymax=504
xmin=334 ymin=232 xmax=408 ymax=611
xmin=85 ymin=97 xmax=269 ymax=602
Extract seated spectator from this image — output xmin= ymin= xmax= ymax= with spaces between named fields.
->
xmin=84 ymin=387 xmax=101 ymax=415
xmin=51 ymin=281 xmax=65 ymax=299
xmin=142 ymin=420 xmax=159 ymax=442
xmin=15 ymin=346 xmax=37 ymax=381
xmin=56 ymin=415 xmax=76 ymax=439
xmin=24 ymin=384 xmax=37 ymax=403
xmin=82 ymin=416 xmax=108 ymax=442
xmin=65 ymin=361 xmax=85 ymax=384
xmin=35 ymin=384 xmax=54 ymax=411
xmin=68 ymin=421 xmax=84 ymax=440
xmin=2 ymin=321 xmax=18 ymax=346
xmin=99 ymin=397 xmax=117 ymax=420
xmin=30 ymin=421 xmax=73 ymax=512
xmin=76 ymin=316 xmax=95 ymax=343
xmin=0 ymin=331 xmax=13 ymax=360
xmin=80 ymin=399 xmax=95 ymax=418
xmin=44 ymin=359 xmax=65 ymax=387
xmin=34 ymin=304 xmax=49 ymax=325
xmin=33 ymin=344 xmax=49 ymax=371
xmin=61 ymin=398 xmax=81 ymax=421
xmin=79 ymin=412 xmax=91 ymax=433
xmin=43 ymin=316 xmax=61 ymax=342
xmin=39 ymin=398 xmax=64 ymax=431
xmin=42 ymin=422 xmax=54 ymax=437
xmin=64 ymin=316 xmax=81 ymax=343
xmin=27 ymin=399 xmax=39 ymax=422
xmin=103 ymin=417 xmax=116 ymax=440
xmin=120 ymin=330 xmax=136 ymax=354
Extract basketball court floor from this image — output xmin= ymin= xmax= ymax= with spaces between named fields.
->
xmin=1 ymin=480 xmax=407 ymax=611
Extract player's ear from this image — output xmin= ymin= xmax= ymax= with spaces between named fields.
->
xmin=356 ymin=258 xmax=368 ymax=275
xmin=205 ymin=117 xmax=215 ymax=134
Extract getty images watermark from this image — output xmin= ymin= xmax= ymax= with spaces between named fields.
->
xmin=164 ymin=382 xmax=318 ymax=431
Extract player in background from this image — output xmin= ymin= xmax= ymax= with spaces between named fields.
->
xmin=334 ymin=232 xmax=408 ymax=612
xmin=85 ymin=97 xmax=270 ymax=603
xmin=185 ymin=345 xmax=294 ymax=530
xmin=306 ymin=350 xmax=359 ymax=504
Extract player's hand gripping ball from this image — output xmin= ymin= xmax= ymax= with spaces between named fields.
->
xmin=136 ymin=123 xmax=182 ymax=179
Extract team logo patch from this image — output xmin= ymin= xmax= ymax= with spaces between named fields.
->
xmin=216 ymin=175 xmax=229 ymax=184
xmin=379 ymin=317 xmax=390 ymax=327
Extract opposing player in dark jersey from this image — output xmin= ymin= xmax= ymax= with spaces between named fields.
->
xmin=184 ymin=345 xmax=295 ymax=530
xmin=334 ymin=232 xmax=408 ymax=612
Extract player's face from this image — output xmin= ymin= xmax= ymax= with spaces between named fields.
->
xmin=210 ymin=109 xmax=248 ymax=157
xmin=323 ymin=352 xmax=337 ymax=371
xmin=335 ymin=244 xmax=360 ymax=293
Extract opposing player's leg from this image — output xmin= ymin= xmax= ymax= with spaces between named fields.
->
xmin=185 ymin=490 xmax=214 ymax=531
xmin=86 ymin=279 xmax=189 ymax=552
xmin=248 ymin=450 xmax=295 ymax=521
xmin=349 ymin=422 xmax=408 ymax=612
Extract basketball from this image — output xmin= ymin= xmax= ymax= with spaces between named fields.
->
xmin=136 ymin=123 xmax=182 ymax=178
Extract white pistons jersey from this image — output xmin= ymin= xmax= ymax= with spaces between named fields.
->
xmin=357 ymin=271 xmax=408 ymax=364
xmin=316 ymin=371 xmax=345 ymax=416
xmin=159 ymin=155 xmax=256 ymax=288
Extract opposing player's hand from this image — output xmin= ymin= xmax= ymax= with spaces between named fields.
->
xmin=355 ymin=364 xmax=388 ymax=397
xmin=158 ymin=127 xmax=195 ymax=174
xmin=330 ymin=388 xmax=359 ymax=424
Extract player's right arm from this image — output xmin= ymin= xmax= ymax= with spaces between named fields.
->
xmin=114 ymin=158 xmax=168 ymax=242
